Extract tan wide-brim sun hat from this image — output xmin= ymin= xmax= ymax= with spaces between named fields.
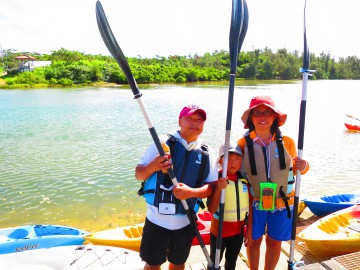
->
xmin=241 ymin=96 xmax=287 ymax=129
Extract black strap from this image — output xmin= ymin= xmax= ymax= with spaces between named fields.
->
xmin=137 ymin=181 xmax=155 ymax=196
xmin=197 ymin=199 xmax=206 ymax=210
xmin=275 ymin=129 xmax=286 ymax=170
xmin=261 ymin=146 xmax=269 ymax=180
xmin=242 ymin=212 xmax=249 ymax=234
xmin=196 ymin=144 xmax=209 ymax=187
xmin=235 ymin=180 xmax=240 ymax=221
xmin=288 ymin=168 xmax=295 ymax=184
xmin=279 ymin=186 xmax=291 ymax=219
xmin=245 ymin=134 xmax=257 ymax=175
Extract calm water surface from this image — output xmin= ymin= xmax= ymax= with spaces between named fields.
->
xmin=1 ymin=80 xmax=359 ymax=231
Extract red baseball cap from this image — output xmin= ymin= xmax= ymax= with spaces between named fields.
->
xmin=179 ymin=104 xmax=206 ymax=120
xmin=241 ymin=96 xmax=287 ymax=128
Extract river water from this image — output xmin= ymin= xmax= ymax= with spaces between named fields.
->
xmin=1 ymin=80 xmax=359 ymax=231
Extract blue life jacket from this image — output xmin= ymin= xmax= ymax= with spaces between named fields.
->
xmin=139 ymin=135 xmax=210 ymax=214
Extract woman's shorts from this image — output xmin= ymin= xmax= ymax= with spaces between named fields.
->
xmin=251 ymin=201 xmax=293 ymax=241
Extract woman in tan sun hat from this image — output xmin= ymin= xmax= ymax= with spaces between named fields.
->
xmin=237 ymin=96 xmax=309 ymax=270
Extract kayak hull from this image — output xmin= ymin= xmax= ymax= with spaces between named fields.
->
xmin=85 ymin=211 xmax=212 ymax=251
xmin=0 ymin=224 xmax=87 ymax=255
xmin=85 ymin=225 xmax=143 ymax=252
xmin=191 ymin=210 xmax=212 ymax=246
xmin=345 ymin=123 xmax=360 ymax=131
xmin=0 ymin=245 xmax=144 ymax=269
xmin=302 ymin=193 xmax=360 ymax=216
xmin=298 ymin=204 xmax=360 ymax=258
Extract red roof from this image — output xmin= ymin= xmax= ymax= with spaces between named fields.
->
xmin=15 ymin=55 xmax=36 ymax=60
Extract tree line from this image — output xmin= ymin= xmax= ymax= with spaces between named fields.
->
xmin=1 ymin=47 xmax=358 ymax=88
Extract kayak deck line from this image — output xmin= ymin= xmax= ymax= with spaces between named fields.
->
xmin=175 ymin=207 xmax=358 ymax=270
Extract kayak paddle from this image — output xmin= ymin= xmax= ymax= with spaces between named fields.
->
xmin=288 ymin=0 xmax=315 ymax=269
xmin=95 ymin=1 xmax=213 ymax=267
xmin=214 ymin=0 xmax=249 ymax=269
xmin=346 ymin=114 xmax=360 ymax=122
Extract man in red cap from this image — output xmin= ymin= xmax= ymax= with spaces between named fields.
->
xmin=135 ymin=104 xmax=217 ymax=270
xmin=237 ymin=96 xmax=309 ymax=270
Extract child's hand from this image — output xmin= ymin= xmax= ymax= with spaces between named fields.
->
xmin=217 ymin=177 xmax=228 ymax=190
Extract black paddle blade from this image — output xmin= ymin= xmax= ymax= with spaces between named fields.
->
xmin=302 ymin=0 xmax=310 ymax=70
xmin=238 ymin=0 xmax=249 ymax=54
xmin=95 ymin=1 xmax=140 ymax=96
xmin=229 ymin=0 xmax=249 ymax=73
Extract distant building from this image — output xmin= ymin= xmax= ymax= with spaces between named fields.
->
xmin=15 ymin=55 xmax=51 ymax=72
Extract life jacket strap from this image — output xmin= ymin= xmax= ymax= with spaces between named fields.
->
xmin=275 ymin=129 xmax=286 ymax=170
xmin=245 ymin=134 xmax=257 ymax=175
xmin=279 ymin=186 xmax=291 ymax=219
xmin=242 ymin=212 xmax=249 ymax=234
xmin=215 ymin=171 xmax=246 ymax=221
xmin=168 ymin=135 xmax=209 ymax=210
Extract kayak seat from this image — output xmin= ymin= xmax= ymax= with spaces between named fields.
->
xmin=197 ymin=211 xmax=212 ymax=222
xmin=349 ymin=222 xmax=360 ymax=232
xmin=196 ymin=222 xmax=205 ymax=231
xmin=8 ymin=229 xmax=29 ymax=239
xmin=130 ymin=227 xmax=141 ymax=238
xmin=138 ymin=225 xmax=143 ymax=235
xmin=34 ymin=225 xmax=79 ymax=236
xmin=203 ymin=211 xmax=212 ymax=221
xmin=123 ymin=229 xmax=132 ymax=238
xmin=321 ymin=194 xmax=351 ymax=203
xmin=197 ymin=212 xmax=205 ymax=221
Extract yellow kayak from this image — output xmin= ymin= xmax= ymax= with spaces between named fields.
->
xmin=85 ymin=211 xmax=212 ymax=252
xmin=297 ymin=204 xmax=360 ymax=258
xmin=85 ymin=224 xmax=143 ymax=252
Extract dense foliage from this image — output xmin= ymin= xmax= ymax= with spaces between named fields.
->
xmin=1 ymin=47 xmax=359 ymax=88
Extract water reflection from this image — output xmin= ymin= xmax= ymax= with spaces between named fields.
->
xmin=0 ymin=81 xmax=359 ymax=231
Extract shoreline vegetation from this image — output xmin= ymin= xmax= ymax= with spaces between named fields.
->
xmin=0 ymin=47 xmax=359 ymax=89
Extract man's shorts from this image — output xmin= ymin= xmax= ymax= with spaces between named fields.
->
xmin=251 ymin=200 xmax=293 ymax=241
xmin=140 ymin=218 xmax=194 ymax=265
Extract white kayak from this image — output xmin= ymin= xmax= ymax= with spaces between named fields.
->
xmin=0 ymin=244 xmax=145 ymax=270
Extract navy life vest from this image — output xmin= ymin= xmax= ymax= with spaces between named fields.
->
xmin=138 ymin=135 xmax=209 ymax=214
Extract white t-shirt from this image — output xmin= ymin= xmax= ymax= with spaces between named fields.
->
xmin=139 ymin=130 xmax=218 ymax=230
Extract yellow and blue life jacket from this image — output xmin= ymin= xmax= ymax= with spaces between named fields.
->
xmin=213 ymin=171 xmax=249 ymax=222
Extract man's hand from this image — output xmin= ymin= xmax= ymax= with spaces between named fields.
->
xmin=173 ymin=183 xmax=192 ymax=200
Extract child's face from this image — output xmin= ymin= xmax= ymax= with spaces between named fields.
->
xmin=220 ymin=152 xmax=242 ymax=175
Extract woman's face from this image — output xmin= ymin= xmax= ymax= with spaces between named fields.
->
xmin=250 ymin=105 xmax=276 ymax=131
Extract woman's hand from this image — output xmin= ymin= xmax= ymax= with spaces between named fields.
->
xmin=293 ymin=157 xmax=307 ymax=172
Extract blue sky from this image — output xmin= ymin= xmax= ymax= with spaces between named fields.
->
xmin=1 ymin=0 xmax=359 ymax=59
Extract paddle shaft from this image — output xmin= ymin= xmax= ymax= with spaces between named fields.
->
xmin=288 ymin=1 xmax=312 ymax=268
xmin=95 ymin=1 xmax=213 ymax=267
xmin=214 ymin=0 xmax=248 ymax=269
xmin=346 ymin=114 xmax=360 ymax=122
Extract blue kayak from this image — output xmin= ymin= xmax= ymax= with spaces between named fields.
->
xmin=302 ymin=193 xmax=360 ymax=216
xmin=0 ymin=224 xmax=88 ymax=255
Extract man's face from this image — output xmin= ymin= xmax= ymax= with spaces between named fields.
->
xmin=179 ymin=112 xmax=205 ymax=140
